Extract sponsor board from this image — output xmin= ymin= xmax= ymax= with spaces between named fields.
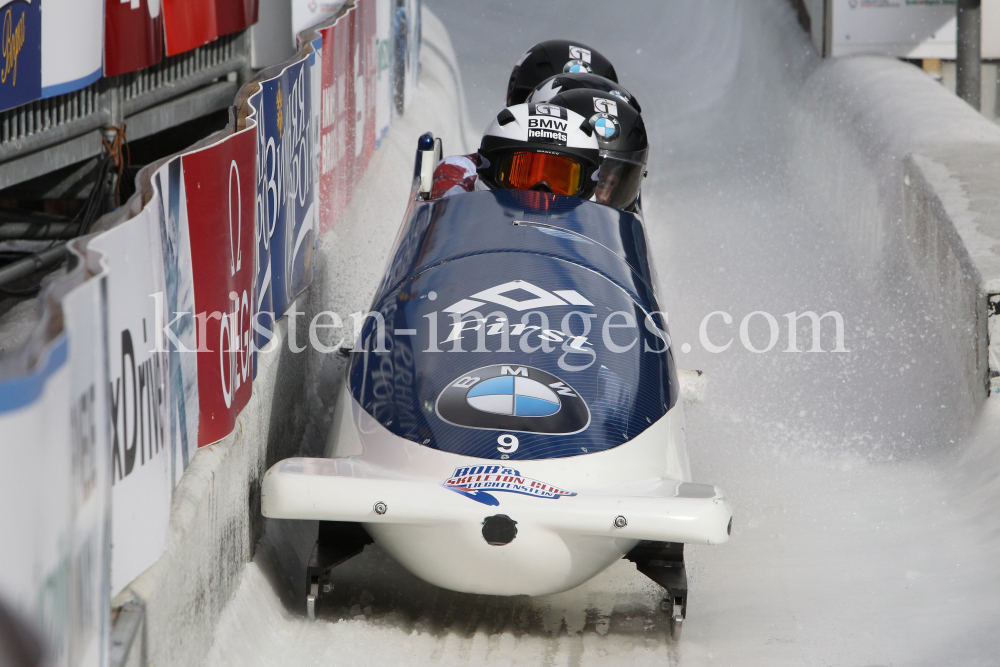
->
xmin=40 ymin=0 xmax=103 ymax=96
xmin=252 ymin=53 xmax=317 ymax=357
xmin=443 ymin=464 xmax=576 ymax=506
xmin=61 ymin=268 xmax=112 ymax=667
xmin=375 ymin=0 xmax=391 ymax=144
xmin=0 ymin=265 xmax=112 ymax=665
xmin=0 ymin=0 xmax=42 ymax=111
xmin=161 ymin=0 xmax=217 ymax=55
xmin=317 ymin=0 xmax=377 ymax=232
xmin=292 ymin=0 xmax=344 ymax=45
xmin=0 ymin=339 xmax=74 ymax=662
xmin=104 ymin=0 xmax=163 ymax=77
xmin=88 ymin=207 xmax=176 ymax=596
xmin=215 ymin=0 xmax=257 ymax=37
xmin=153 ymin=158 xmax=199 ymax=482
xmin=182 ymin=126 xmax=256 ymax=446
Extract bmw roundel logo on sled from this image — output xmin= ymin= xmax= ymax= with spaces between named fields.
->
xmin=436 ymin=365 xmax=590 ymax=435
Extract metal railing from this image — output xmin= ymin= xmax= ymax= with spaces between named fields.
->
xmin=0 ymin=83 xmax=107 ymax=159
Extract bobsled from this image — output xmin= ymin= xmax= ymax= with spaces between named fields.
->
xmin=261 ymin=134 xmax=732 ymax=639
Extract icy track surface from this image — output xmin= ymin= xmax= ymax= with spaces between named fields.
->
xmin=204 ymin=2 xmax=1000 ymax=665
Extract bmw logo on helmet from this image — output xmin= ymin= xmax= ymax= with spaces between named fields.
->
xmin=436 ymin=365 xmax=591 ymax=435
xmin=590 ymin=112 xmax=620 ymax=141
xmin=563 ymin=59 xmax=593 ymax=74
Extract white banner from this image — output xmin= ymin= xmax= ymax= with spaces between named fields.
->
xmin=61 ymin=268 xmax=112 ymax=667
xmin=375 ymin=0 xmax=391 ymax=146
xmin=0 ymin=336 xmax=73 ymax=663
xmin=89 ymin=209 xmax=174 ymax=597
xmin=402 ymin=0 xmax=419 ymax=113
xmin=293 ymin=0 xmax=347 ymax=46
xmin=41 ymin=0 xmax=104 ymax=96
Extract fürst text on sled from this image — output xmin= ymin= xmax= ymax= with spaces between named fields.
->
xmin=260 ymin=133 xmax=733 ymax=641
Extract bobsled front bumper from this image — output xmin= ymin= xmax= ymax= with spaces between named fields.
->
xmin=261 ymin=457 xmax=731 ymax=596
xmin=262 ymin=457 xmax=732 ymax=545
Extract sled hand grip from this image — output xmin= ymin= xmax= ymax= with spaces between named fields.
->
xmin=415 ymin=132 xmax=437 ymax=199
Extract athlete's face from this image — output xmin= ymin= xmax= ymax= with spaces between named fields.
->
xmin=595 ymin=171 xmax=619 ymax=205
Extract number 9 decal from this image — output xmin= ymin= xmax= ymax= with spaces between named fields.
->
xmin=497 ymin=434 xmax=519 ymax=454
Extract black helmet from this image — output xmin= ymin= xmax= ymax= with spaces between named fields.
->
xmin=546 ymin=89 xmax=648 ymax=210
xmin=478 ymin=103 xmax=602 ymax=200
xmin=506 ymin=40 xmax=618 ymax=107
xmin=527 ymin=72 xmax=641 ymax=113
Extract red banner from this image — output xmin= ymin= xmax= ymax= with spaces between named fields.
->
xmin=215 ymin=0 xmax=258 ymax=37
xmin=317 ymin=0 xmax=379 ymax=233
xmin=162 ymin=0 xmax=218 ymax=56
xmin=104 ymin=0 xmax=164 ymax=77
xmin=318 ymin=9 xmax=354 ymax=232
xmin=182 ymin=129 xmax=256 ymax=446
xmin=357 ymin=0 xmax=377 ymax=166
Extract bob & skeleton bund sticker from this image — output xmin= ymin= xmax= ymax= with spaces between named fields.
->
xmin=442 ymin=464 xmax=577 ymax=506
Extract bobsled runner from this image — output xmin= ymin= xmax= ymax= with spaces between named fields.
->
xmin=261 ymin=134 xmax=732 ymax=639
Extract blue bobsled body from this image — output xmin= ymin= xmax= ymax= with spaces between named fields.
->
xmin=261 ymin=186 xmax=731 ymax=599
xmin=350 ymin=188 xmax=678 ymax=460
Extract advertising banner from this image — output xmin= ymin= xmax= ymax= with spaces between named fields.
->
xmin=89 ymin=209 xmax=176 ymax=596
xmin=375 ymin=0 xmax=390 ymax=146
xmin=401 ymin=0 xmax=419 ymax=113
xmin=61 ymin=268 xmax=112 ymax=667
xmin=162 ymin=0 xmax=217 ymax=56
xmin=252 ymin=55 xmax=317 ymax=359
xmin=357 ymin=0 xmax=377 ymax=167
xmin=40 ymin=0 xmax=103 ymax=97
xmin=318 ymin=4 xmax=374 ymax=232
xmin=182 ymin=127 xmax=256 ymax=446
xmin=249 ymin=87 xmax=273 ymax=370
xmin=216 ymin=0 xmax=258 ymax=37
xmin=830 ymin=0 xmax=956 ymax=59
xmin=104 ymin=0 xmax=163 ymax=77
xmin=0 ymin=336 xmax=73 ymax=664
xmin=318 ymin=8 xmax=354 ymax=232
xmin=153 ymin=158 xmax=200 ymax=486
xmin=292 ymin=0 xmax=345 ymax=47
xmin=0 ymin=0 xmax=42 ymax=112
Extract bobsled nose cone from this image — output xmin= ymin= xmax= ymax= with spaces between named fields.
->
xmin=482 ymin=514 xmax=518 ymax=546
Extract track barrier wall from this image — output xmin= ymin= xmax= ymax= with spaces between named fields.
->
xmin=787 ymin=49 xmax=1000 ymax=418
xmin=0 ymin=1 xmax=421 ymax=665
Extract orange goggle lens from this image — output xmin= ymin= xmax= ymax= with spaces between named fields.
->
xmin=498 ymin=152 xmax=582 ymax=196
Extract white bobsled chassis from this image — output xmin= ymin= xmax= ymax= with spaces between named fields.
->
xmin=261 ymin=134 xmax=732 ymax=639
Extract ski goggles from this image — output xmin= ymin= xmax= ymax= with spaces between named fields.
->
xmin=497 ymin=151 xmax=583 ymax=196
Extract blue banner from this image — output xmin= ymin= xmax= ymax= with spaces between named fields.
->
xmin=253 ymin=55 xmax=317 ymax=368
xmin=0 ymin=0 xmax=41 ymax=112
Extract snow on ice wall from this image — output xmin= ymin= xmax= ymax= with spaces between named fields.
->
xmin=713 ymin=0 xmax=1000 ymax=422
xmin=787 ymin=54 xmax=1000 ymax=414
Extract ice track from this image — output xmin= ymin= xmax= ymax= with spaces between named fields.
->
xmin=204 ymin=1 xmax=1000 ymax=664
